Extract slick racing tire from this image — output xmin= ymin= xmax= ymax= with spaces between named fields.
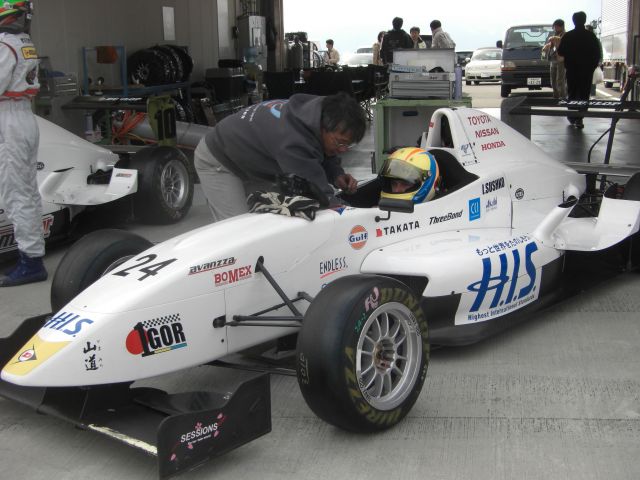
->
xmin=296 ymin=275 xmax=429 ymax=432
xmin=51 ymin=229 xmax=153 ymax=312
xmin=129 ymin=146 xmax=194 ymax=224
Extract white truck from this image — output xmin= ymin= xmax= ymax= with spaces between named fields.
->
xmin=600 ymin=0 xmax=630 ymax=90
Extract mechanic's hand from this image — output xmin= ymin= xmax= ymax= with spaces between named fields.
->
xmin=334 ymin=174 xmax=357 ymax=194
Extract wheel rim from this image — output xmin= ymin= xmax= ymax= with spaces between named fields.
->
xmin=355 ymin=301 xmax=423 ymax=410
xmin=160 ymin=159 xmax=189 ymax=209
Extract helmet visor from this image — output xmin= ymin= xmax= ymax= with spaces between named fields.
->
xmin=379 ymin=157 xmax=429 ymax=193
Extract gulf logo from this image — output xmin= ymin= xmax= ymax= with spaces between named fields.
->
xmin=349 ymin=225 xmax=368 ymax=250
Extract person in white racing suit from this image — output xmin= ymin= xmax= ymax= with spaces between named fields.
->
xmin=0 ymin=0 xmax=47 ymax=287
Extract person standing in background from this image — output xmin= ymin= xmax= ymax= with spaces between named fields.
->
xmin=324 ymin=39 xmax=340 ymax=66
xmin=542 ymin=19 xmax=566 ymax=99
xmin=380 ymin=17 xmax=413 ymax=65
xmin=557 ymin=11 xmax=601 ymax=128
xmin=430 ymin=20 xmax=456 ymax=49
xmin=372 ymin=31 xmax=384 ymax=66
xmin=410 ymin=27 xmax=426 ymax=49
xmin=0 ymin=1 xmax=48 ymax=287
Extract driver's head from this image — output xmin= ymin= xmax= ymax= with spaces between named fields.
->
xmin=380 ymin=147 xmax=439 ymax=203
xmin=0 ymin=1 xmax=33 ymax=34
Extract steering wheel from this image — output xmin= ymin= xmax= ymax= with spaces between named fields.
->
xmin=275 ymin=174 xmax=330 ymax=207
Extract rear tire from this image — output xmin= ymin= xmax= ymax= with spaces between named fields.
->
xmin=50 ymin=229 xmax=152 ymax=312
xmin=296 ymin=275 xmax=429 ymax=432
xmin=129 ymin=146 xmax=194 ymax=224
xmin=500 ymin=84 xmax=511 ymax=97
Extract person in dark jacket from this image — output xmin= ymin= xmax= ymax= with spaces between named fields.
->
xmin=557 ymin=11 xmax=601 ymax=128
xmin=380 ymin=17 xmax=413 ymax=65
xmin=194 ymin=92 xmax=366 ymax=221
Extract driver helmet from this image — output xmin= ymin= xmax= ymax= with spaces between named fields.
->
xmin=0 ymin=1 xmax=33 ymax=34
xmin=380 ymin=147 xmax=439 ymax=203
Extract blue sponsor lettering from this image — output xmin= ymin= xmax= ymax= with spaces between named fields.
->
xmin=467 ymin=241 xmax=538 ymax=313
xmin=44 ymin=311 xmax=94 ymax=337
xmin=469 ymin=198 xmax=481 ymax=221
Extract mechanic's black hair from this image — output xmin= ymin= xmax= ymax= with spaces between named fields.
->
xmin=392 ymin=17 xmax=403 ymax=30
xmin=430 ymin=20 xmax=442 ymax=30
xmin=553 ymin=19 xmax=564 ymax=28
xmin=326 ymin=39 xmax=334 ymax=46
xmin=378 ymin=31 xmax=385 ymax=42
xmin=410 ymin=26 xmax=420 ymax=34
xmin=572 ymin=11 xmax=587 ymax=26
xmin=321 ymin=92 xmax=366 ymax=142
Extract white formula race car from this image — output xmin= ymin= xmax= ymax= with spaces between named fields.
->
xmin=1 ymin=108 xmax=639 ymax=477
xmin=0 ymin=116 xmax=194 ymax=258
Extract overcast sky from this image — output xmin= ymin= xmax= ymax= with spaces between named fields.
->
xmin=283 ymin=0 xmax=602 ymax=56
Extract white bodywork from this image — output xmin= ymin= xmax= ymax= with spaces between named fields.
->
xmin=0 ymin=116 xmax=137 ymax=254
xmin=3 ymin=108 xmax=640 ymax=387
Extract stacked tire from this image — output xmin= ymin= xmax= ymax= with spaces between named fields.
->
xmin=127 ymin=45 xmax=194 ymax=86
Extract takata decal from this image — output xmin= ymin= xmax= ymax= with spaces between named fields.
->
xmin=376 ymin=220 xmax=420 ymax=237
xmin=481 ymin=177 xmax=505 ymax=194
xmin=464 ymin=241 xmax=539 ymax=323
xmin=0 ymin=214 xmax=54 ymax=253
xmin=469 ymin=198 xmax=481 ymax=221
xmin=83 ymin=340 xmax=103 ymax=371
xmin=169 ymin=413 xmax=227 ymax=462
xmin=320 ymin=257 xmax=348 ymax=278
xmin=44 ymin=311 xmax=94 ymax=337
xmin=349 ymin=225 xmax=368 ymax=250
xmin=125 ymin=314 xmax=187 ymax=357
xmin=189 ymin=257 xmax=236 ymax=275
xmin=214 ymin=265 xmax=252 ymax=286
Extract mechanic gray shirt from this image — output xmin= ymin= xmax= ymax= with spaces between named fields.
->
xmin=203 ymin=94 xmax=344 ymax=194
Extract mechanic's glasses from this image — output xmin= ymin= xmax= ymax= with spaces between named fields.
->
xmin=331 ymin=133 xmax=355 ymax=150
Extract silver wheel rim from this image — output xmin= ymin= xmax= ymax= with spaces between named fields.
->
xmin=356 ymin=301 xmax=422 ymax=410
xmin=161 ymin=159 xmax=189 ymax=209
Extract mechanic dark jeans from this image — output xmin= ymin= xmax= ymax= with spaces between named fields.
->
xmin=566 ymin=69 xmax=593 ymax=125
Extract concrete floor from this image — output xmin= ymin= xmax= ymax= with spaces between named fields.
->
xmin=1 ymin=98 xmax=640 ymax=479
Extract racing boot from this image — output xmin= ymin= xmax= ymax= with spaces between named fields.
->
xmin=0 ymin=251 xmax=48 ymax=287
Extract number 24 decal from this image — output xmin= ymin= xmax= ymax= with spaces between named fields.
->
xmin=112 ymin=254 xmax=177 ymax=281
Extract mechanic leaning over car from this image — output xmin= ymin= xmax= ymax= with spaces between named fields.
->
xmin=0 ymin=1 xmax=47 ymax=287
xmin=379 ymin=147 xmax=441 ymax=203
xmin=194 ymin=92 xmax=366 ymax=221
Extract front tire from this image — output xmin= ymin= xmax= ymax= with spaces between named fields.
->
xmin=296 ymin=275 xmax=429 ymax=432
xmin=129 ymin=146 xmax=194 ymax=224
xmin=50 ymin=229 xmax=153 ymax=312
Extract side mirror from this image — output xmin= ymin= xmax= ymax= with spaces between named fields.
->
xmin=378 ymin=198 xmax=414 ymax=214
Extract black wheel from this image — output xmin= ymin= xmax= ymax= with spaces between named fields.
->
xmin=164 ymin=45 xmax=194 ymax=82
xmin=296 ymin=275 xmax=429 ymax=432
xmin=465 ymin=80 xmax=471 ymax=86
xmin=129 ymin=146 xmax=194 ymax=224
xmin=473 ymin=81 xmax=480 ymax=85
xmin=51 ymin=229 xmax=152 ymax=312
xmin=500 ymin=84 xmax=511 ymax=98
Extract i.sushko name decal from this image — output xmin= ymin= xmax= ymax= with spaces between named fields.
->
xmin=457 ymin=239 xmax=540 ymax=325
xmin=126 ymin=313 xmax=187 ymax=358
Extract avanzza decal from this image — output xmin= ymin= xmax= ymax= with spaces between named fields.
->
xmin=189 ymin=257 xmax=236 ymax=275
xmin=482 ymin=177 xmax=505 ymax=195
